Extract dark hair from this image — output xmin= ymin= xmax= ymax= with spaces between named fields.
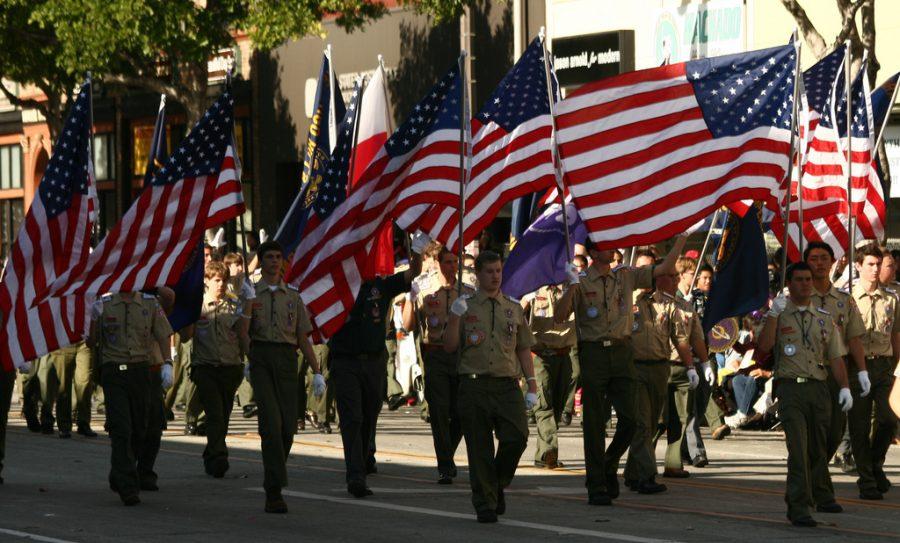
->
xmin=698 ymin=264 xmax=713 ymax=275
xmin=634 ymin=249 xmax=655 ymax=262
xmin=573 ymin=254 xmax=588 ymax=266
xmin=437 ymin=245 xmax=455 ymax=262
xmin=855 ymin=242 xmax=883 ymax=264
xmin=474 ymin=250 xmax=502 ymax=271
xmin=256 ymin=240 xmax=284 ymax=259
xmin=785 ymin=262 xmax=812 ymax=282
xmin=803 ymin=241 xmax=834 ymax=262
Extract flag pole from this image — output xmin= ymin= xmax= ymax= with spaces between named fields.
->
xmin=326 ymin=44 xmax=338 ymax=154
xmin=456 ymin=50 xmax=469 ymax=296
xmin=688 ymin=208 xmax=721 ymax=294
xmin=376 ymin=54 xmax=409 ymax=262
xmin=539 ymin=27 xmax=572 ymax=263
xmin=780 ymin=33 xmax=803 ymax=289
xmin=86 ymin=72 xmax=100 ymax=247
xmin=874 ymin=75 xmax=900 ymax=150
xmin=845 ymin=41 xmax=855 ymax=292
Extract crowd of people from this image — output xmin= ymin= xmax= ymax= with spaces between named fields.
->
xmin=1 ymin=228 xmax=900 ymax=528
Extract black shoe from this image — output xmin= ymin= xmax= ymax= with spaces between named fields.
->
xmin=165 ymin=410 xmax=175 ymax=422
xmin=319 ymin=422 xmax=332 ymax=434
xmin=242 ymin=405 xmax=257 ymax=419
xmin=120 ymin=493 xmax=141 ymax=506
xmin=437 ymin=473 xmax=453 ymax=485
xmin=347 ymin=480 xmax=373 ymax=498
xmin=560 ymin=412 xmax=572 ymax=427
xmin=496 ymin=488 xmax=505 ymax=516
xmin=859 ymin=488 xmax=884 ymax=500
xmin=76 ymin=425 xmax=98 ymax=438
xmin=183 ymin=424 xmax=197 ymax=436
xmin=838 ymin=453 xmax=857 ymax=474
xmin=637 ymin=479 xmax=667 ymax=494
xmin=195 ymin=424 xmax=207 ymax=437
xmin=692 ymin=455 xmax=709 ymax=468
xmin=624 ymin=479 xmax=639 ymax=491
xmin=265 ymin=489 xmax=288 ymax=513
xmin=790 ymin=516 xmax=817 ymax=528
xmin=605 ymin=472 xmax=620 ymax=499
xmin=58 ymin=430 xmax=72 ymax=439
xmin=528 ymin=414 xmax=536 ymax=425
xmin=816 ymin=501 xmax=843 ymax=513
xmin=387 ymin=395 xmax=405 ymax=411
xmin=366 ymin=462 xmax=378 ymax=475
xmin=140 ymin=480 xmax=159 ymax=492
xmin=588 ymin=493 xmax=612 ymax=506
xmin=873 ymin=468 xmax=891 ymax=494
xmin=40 ymin=420 xmax=54 ymax=435
xmin=449 ymin=465 xmax=458 ymax=478
xmin=24 ymin=410 xmax=41 ymax=433
xmin=476 ymin=509 xmax=498 ymax=523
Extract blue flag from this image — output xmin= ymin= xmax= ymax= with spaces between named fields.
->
xmin=274 ymin=54 xmax=346 ymax=254
xmin=702 ymin=207 xmax=769 ymax=333
xmin=871 ymin=71 xmax=900 ymax=136
xmin=143 ymin=95 xmax=167 ymax=188
xmin=502 ymin=200 xmax=587 ymax=299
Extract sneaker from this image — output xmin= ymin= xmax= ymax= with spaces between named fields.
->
xmin=711 ymin=425 xmax=731 ymax=440
xmin=724 ymin=412 xmax=748 ymax=430
xmin=242 ymin=405 xmax=258 ymax=419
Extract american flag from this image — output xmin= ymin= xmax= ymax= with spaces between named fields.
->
xmin=0 ymin=82 xmax=95 ymax=370
xmin=555 ymin=44 xmax=796 ymax=248
xmin=287 ymin=65 xmax=463 ymax=339
xmin=43 ymin=90 xmax=245 ymax=301
xmin=414 ymin=37 xmax=556 ymax=247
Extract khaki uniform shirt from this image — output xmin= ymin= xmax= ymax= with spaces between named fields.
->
xmin=193 ymin=294 xmax=245 ymax=366
xmin=811 ymin=285 xmax=865 ymax=343
xmin=567 ymin=265 xmax=654 ymax=341
xmin=773 ymin=301 xmax=846 ymax=381
xmin=249 ymin=280 xmax=312 ymax=345
xmin=459 ymin=291 xmax=535 ymax=377
xmin=852 ymin=283 xmax=900 ymax=357
xmin=529 ymin=285 xmax=576 ymax=351
xmin=416 ymin=280 xmax=474 ymax=346
xmin=670 ymin=298 xmax=702 ymax=363
xmin=632 ymin=291 xmax=687 ymax=361
xmin=95 ymin=293 xmax=173 ymax=365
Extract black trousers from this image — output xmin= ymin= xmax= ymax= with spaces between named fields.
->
xmin=101 ymin=363 xmax=151 ymax=497
xmin=331 ymin=353 xmax=386 ymax=485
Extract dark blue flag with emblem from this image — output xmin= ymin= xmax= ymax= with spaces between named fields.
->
xmin=274 ymin=53 xmax=346 ymax=254
xmin=871 ymin=71 xmax=900 ymax=137
xmin=702 ymin=205 xmax=769 ymax=334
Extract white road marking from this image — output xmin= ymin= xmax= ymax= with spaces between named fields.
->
xmin=0 ymin=528 xmax=79 ymax=543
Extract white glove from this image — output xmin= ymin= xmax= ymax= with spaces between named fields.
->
xmin=409 ymin=280 xmax=421 ymax=300
xmin=684 ymin=218 xmax=707 ymax=236
xmin=170 ymin=345 xmax=178 ymax=361
xmin=17 ymin=360 xmax=32 ymax=374
xmin=566 ymin=262 xmax=580 ymax=285
xmin=767 ymin=294 xmax=788 ymax=318
xmin=312 ymin=373 xmax=326 ymax=397
xmin=209 ymin=227 xmax=226 ymax=249
xmin=683 ymin=293 xmax=693 ymax=303
xmin=450 ymin=297 xmax=468 ymax=316
xmin=525 ymin=392 xmax=538 ymax=411
xmin=410 ymin=231 xmax=431 ymax=255
xmin=241 ymin=278 xmax=256 ymax=300
xmin=702 ymin=361 xmax=715 ymax=385
xmin=857 ymin=370 xmax=871 ymax=398
xmin=244 ymin=363 xmax=251 ymax=381
xmin=259 ymin=229 xmax=268 ymax=243
xmin=161 ymin=364 xmax=174 ymax=389
xmin=90 ymin=300 xmax=104 ymax=320
xmin=838 ymin=387 xmax=853 ymax=412
xmin=686 ymin=368 xmax=700 ymax=389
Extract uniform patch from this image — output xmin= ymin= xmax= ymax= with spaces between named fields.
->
xmin=780 ymin=327 xmax=795 ymax=334
xmin=467 ymin=329 xmax=486 ymax=346
xmin=427 ymin=315 xmax=441 ymax=328
xmin=426 ymin=297 xmax=441 ymax=307
xmin=586 ymin=306 xmax=599 ymax=319
xmin=506 ymin=321 xmax=514 ymax=335
xmin=505 ymin=308 xmax=513 ymax=318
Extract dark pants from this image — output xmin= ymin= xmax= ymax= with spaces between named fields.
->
xmin=423 ymin=349 xmax=462 ymax=474
xmin=847 ymin=356 xmax=897 ymax=493
xmin=193 ymin=364 xmax=243 ymax=475
xmin=534 ymin=351 xmax=573 ymax=461
xmin=250 ymin=342 xmax=299 ymax=492
xmin=0 ymin=369 xmax=15 ymax=479
xmin=331 ymin=352 xmax=386 ymax=485
xmin=681 ymin=360 xmax=709 ymax=460
xmin=625 ymin=360 xmax=668 ymax=481
xmin=579 ymin=340 xmax=636 ymax=497
xmin=564 ymin=345 xmax=581 ymax=416
xmin=458 ymin=376 xmax=528 ymax=514
xmin=101 ymin=363 xmax=151 ymax=498
xmin=137 ymin=369 xmax=166 ymax=487
xmin=665 ymin=365 xmax=693 ymax=469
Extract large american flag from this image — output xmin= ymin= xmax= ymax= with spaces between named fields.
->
xmin=0 ymin=82 xmax=95 ymax=370
xmin=286 ymin=66 xmax=463 ymax=339
xmin=43 ymin=90 xmax=245 ymax=301
xmin=415 ymin=37 xmax=556 ymax=248
xmin=556 ymin=44 xmax=796 ymax=248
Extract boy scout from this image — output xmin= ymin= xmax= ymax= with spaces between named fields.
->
xmin=443 ymin=250 xmax=538 ymax=524
xmin=758 ymin=262 xmax=852 ymax=527
xmin=554 ymin=236 xmax=686 ymax=505
xmin=624 ymin=268 xmax=691 ymax=493
xmin=37 ymin=342 xmax=94 ymax=438
xmin=248 ymin=241 xmax=324 ymax=513
xmin=524 ymin=283 xmax=575 ymax=470
xmin=404 ymin=245 xmax=472 ymax=483
xmin=183 ymin=261 xmax=250 ymax=478
xmin=87 ymin=291 xmax=174 ymax=506
xmin=848 ymin=244 xmax=899 ymax=500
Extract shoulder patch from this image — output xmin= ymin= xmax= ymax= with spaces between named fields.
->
xmin=816 ymin=307 xmax=831 ymax=315
xmin=142 ymin=293 xmax=157 ymax=300
xmin=286 ymin=284 xmax=299 ymax=292
xmin=460 ymin=293 xmax=473 ymax=300
xmin=884 ymin=287 xmax=897 ymax=295
xmin=101 ymin=293 xmax=113 ymax=302
xmin=838 ymin=286 xmax=850 ymax=295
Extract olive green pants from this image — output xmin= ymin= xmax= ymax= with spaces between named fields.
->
xmin=39 ymin=344 xmax=93 ymax=431
xmin=533 ymin=352 xmax=573 ymax=462
xmin=298 ymin=344 xmax=335 ymax=424
xmin=458 ymin=376 xmax=528 ymax=514
xmin=100 ymin=362 xmax=151 ymax=498
xmin=624 ymin=360 xmax=669 ymax=482
xmin=0 ymin=368 xmax=15 ymax=479
xmin=777 ymin=379 xmax=832 ymax=520
xmin=249 ymin=342 xmax=299 ymax=491
xmin=664 ymin=365 xmax=693 ymax=470
xmin=564 ymin=345 xmax=581 ymax=416
xmin=19 ymin=357 xmax=42 ymax=426
xmin=579 ymin=340 xmax=636 ymax=496
xmin=192 ymin=364 xmax=243 ymax=476
xmin=385 ymin=339 xmax=405 ymax=400
xmin=847 ymin=356 xmax=897 ymax=493
xmin=423 ymin=349 xmax=462 ymax=474
xmin=823 ymin=367 xmax=846 ymax=496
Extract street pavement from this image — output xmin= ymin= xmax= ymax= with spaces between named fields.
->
xmin=1 ymin=398 xmax=898 ymax=542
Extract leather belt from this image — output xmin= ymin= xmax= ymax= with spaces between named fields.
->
xmin=106 ymin=361 xmax=149 ymax=371
xmin=421 ymin=343 xmax=446 ymax=352
xmin=532 ymin=347 xmax=571 ymax=357
xmin=584 ymin=338 xmax=626 ymax=348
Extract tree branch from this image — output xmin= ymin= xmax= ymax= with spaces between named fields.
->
xmin=0 ymin=78 xmax=48 ymax=114
xmin=779 ymin=0 xmax=827 ymax=59
xmin=100 ymin=73 xmax=186 ymax=104
xmin=834 ymin=0 xmax=864 ymax=48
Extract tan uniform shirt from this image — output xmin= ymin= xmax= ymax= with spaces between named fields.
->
xmin=459 ymin=291 xmax=535 ymax=378
xmin=773 ymin=301 xmax=846 ymax=381
xmin=529 ymin=285 xmax=576 ymax=351
xmin=811 ymin=285 xmax=865 ymax=343
xmin=249 ymin=280 xmax=312 ymax=345
xmin=416 ymin=281 xmax=475 ymax=346
xmin=193 ymin=294 xmax=245 ymax=366
xmin=95 ymin=293 xmax=173 ymax=365
xmin=568 ymin=265 xmax=654 ymax=341
xmin=632 ymin=290 xmax=687 ymax=361
xmin=852 ymin=283 xmax=900 ymax=357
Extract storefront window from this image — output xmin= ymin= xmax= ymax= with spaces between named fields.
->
xmin=0 ymin=144 xmax=23 ymax=190
xmin=0 ymin=198 xmax=24 ymax=262
xmin=93 ymin=133 xmax=115 ymax=181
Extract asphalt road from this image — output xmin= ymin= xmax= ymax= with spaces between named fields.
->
xmin=1 ymin=400 xmax=898 ymax=542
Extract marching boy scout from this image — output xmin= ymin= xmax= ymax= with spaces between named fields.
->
xmin=182 ymin=261 xmax=251 ymax=478
xmin=758 ymin=262 xmax=852 ymax=527
xmin=443 ymin=250 xmax=539 ymax=524
xmin=554 ymin=236 xmax=686 ymax=505
xmin=248 ymin=241 xmax=324 ymax=514
xmin=87 ymin=291 xmax=174 ymax=506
